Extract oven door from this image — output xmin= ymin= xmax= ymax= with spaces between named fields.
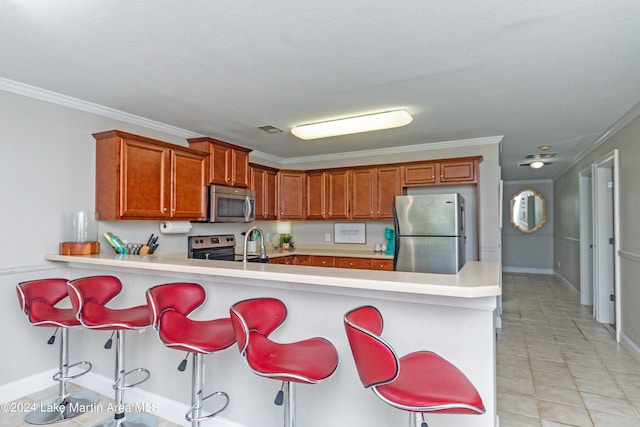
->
xmin=209 ymin=186 xmax=255 ymax=223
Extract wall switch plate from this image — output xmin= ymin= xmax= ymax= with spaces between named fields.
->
xmin=325 ymin=233 xmax=331 ymax=242
xmin=266 ymin=233 xmax=271 ymax=242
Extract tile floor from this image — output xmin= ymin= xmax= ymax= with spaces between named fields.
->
xmin=3 ymin=273 xmax=639 ymax=426
xmin=498 ymin=273 xmax=640 ymax=426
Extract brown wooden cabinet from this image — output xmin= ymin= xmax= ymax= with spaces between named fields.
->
xmin=370 ymin=259 xmax=394 ymax=271
xmin=305 ymin=169 xmax=350 ymax=220
xmin=94 ymin=130 xmax=207 ymax=221
xmin=187 ymin=137 xmax=252 ymax=188
xmin=250 ymin=163 xmax=278 ymax=220
xmin=311 ymin=256 xmax=336 ymax=267
xmin=350 ymin=166 xmax=402 ymax=220
xmin=350 ymin=167 xmax=377 ymax=219
xmin=336 ymin=257 xmax=370 ymax=269
xmin=402 ymin=157 xmax=480 ymax=187
xmin=278 ymin=170 xmax=305 ymax=219
xmin=376 ymin=166 xmax=402 ymax=219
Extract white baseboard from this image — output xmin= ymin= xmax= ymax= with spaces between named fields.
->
xmin=502 ymin=266 xmax=554 ymax=275
xmin=619 ymin=331 xmax=640 ymax=364
xmin=1 ymin=370 xmax=246 ymax=427
xmin=0 ymin=368 xmax=58 ymax=404
xmin=554 ymin=271 xmax=580 ymax=298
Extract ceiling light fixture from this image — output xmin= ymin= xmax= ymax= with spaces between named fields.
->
xmin=291 ymin=109 xmax=413 ymax=140
xmin=530 ymin=161 xmax=545 ymax=169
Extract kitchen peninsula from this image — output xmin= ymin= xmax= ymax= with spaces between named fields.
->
xmin=44 ymin=252 xmax=501 ymax=427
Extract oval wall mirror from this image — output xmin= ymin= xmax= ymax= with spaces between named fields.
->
xmin=510 ymin=189 xmax=546 ymax=233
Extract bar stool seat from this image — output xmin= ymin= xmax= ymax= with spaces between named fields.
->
xmin=147 ymin=283 xmax=236 ymax=426
xmin=68 ymin=275 xmax=156 ymax=427
xmin=17 ymin=278 xmax=100 ymax=425
xmin=344 ymin=305 xmax=485 ymax=427
xmin=230 ymin=297 xmax=338 ymax=427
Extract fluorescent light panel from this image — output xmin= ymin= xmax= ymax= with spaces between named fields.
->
xmin=291 ymin=109 xmax=412 ymax=140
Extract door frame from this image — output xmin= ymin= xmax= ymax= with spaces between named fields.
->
xmin=579 ymin=165 xmax=594 ymax=306
xmin=593 ymin=150 xmax=620 ymax=338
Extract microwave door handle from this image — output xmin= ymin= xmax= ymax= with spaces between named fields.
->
xmin=244 ymin=196 xmax=252 ymax=222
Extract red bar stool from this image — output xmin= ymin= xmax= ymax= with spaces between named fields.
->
xmin=343 ymin=305 xmax=485 ymax=427
xmin=16 ymin=278 xmax=100 ymax=425
xmin=229 ymin=297 xmax=339 ymax=427
xmin=67 ymin=275 xmax=156 ymax=427
xmin=146 ymin=283 xmax=236 ymax=427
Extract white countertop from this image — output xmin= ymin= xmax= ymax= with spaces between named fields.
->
xmin=44 ymin=251 xmax=501 ymax=298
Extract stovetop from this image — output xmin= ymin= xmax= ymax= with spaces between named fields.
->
xmin=187 ymin=234 xmax=268 ymax=263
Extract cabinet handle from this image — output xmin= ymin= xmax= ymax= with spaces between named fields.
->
xmin=349 ymin=262 xmax=354 ymax=266
xmin=321 ymin=261 xmax=325 ymax=265
xmin=163 ymin=208 xmax=167 ymax=212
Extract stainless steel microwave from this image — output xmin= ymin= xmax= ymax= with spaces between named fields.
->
xmin=207 ymin=185 xmax=255 ymax=223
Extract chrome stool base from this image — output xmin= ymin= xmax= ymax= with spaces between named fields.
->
xmin=24 ymin=391 xmax=100 ymax=425
xmin=91 ymin=412 xmax=157 ymax=427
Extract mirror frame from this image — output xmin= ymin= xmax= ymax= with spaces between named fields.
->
xmin=510 ymin=188 xmax=546 ymax=233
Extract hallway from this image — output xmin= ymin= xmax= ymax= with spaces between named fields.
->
xmin=498 ymin=273 xmax=640 ymax=426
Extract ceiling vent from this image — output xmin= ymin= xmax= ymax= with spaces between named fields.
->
xmin=257 ymin=125 xmax=284 ymax=134
xmin=526 ymin=152 xmax=556 ymax=159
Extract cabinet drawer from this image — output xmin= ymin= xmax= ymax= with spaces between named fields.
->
xmin=311 ymin=256 xmax=336 ymax=267
xmin=370 ymin=259 xmax=394 ymax=271
xmin=336 ymin=257 xmax=369 ymax=269
xmin=294 ymin=255 xmax=311 ymax=266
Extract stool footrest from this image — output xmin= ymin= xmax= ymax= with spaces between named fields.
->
xmin=113 ymin=368 xmax=151 ymax=391
xmin=52 ymin=360 xmax=92 ymax=382
xmin=186 ymin=391 xmax=230 ymax=422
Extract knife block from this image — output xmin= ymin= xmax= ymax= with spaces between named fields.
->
xmin=59 ymin=241 xmax=100 ymax=255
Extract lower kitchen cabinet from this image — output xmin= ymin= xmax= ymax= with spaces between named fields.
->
xmin=337 ymin=257 xmax=370 ymax=269
xmin=311 ymin=256 xmax=336 ymax=268
xmin=369 ymin=259 xmax=394 ymax=271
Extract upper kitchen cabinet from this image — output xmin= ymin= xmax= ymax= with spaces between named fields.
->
xmin=278 ymin=170 xmax=305 ymax=219
xmin=94 ymin=130 xmax=208 ymax=220
xmin=402 ymin=156 xmax=481 ymax=187
xmin=351 ymin=166 xmax=402 ymax=220
xmin=305 ymin=169 xmax=350 ymax=220
xmin=250 ymin=163 xmax=278 ymax=220
xmin=187 ymin=137 xmax=252 ymax=188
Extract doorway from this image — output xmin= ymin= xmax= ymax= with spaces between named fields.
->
xmin=592 ymin=150 xmax=620 ymax=335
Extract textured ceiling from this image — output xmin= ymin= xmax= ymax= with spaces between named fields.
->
xmin=1 ymin=1 xmax=640 ymax=180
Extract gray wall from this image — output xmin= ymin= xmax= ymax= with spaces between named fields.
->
xmin=502 ymin=180 xmax=554 ymax=273
xmin=554 ymin=112 xmax=640 ymax=355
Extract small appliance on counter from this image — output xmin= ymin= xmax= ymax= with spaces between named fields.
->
xmin=393 ymin=193 xmax=466 ymax=274
xmin=384 ymin=227 xmax=395 ymax=255
xmin=59 ymin=211 xmax=100 ymax=255
xmin=188 ymin=234 xmax=268 ymax=263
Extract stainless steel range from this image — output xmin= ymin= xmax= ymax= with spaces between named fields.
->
xmin=187 ymin=234 xmax=268 ymax=263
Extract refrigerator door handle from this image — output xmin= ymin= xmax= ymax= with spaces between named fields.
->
xmin=392 ymin=199 xmax=399 ymax=271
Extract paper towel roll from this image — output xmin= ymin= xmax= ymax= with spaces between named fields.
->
xmin=159 ymin=221 xmax=192 ymax=234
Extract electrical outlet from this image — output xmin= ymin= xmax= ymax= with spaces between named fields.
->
xmin=266 ymin=233 xmax=271 ymax=242
xmin=325 ymin=233 xmax=331 ymax=242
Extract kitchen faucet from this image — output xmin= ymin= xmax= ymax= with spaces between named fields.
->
xmin=243 ymin=226 xmax=267 ymax=264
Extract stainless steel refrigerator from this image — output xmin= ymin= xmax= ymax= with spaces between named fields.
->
xmin=393 ymin=193 xmax=466 ymax=274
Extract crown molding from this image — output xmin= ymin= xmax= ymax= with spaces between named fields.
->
xmin=503 ymin=179 xmax=553 ymax=185
xmin=281 ymin=135 xmax=503 ymax=165
xmin=1 ymin=77 xmax=501 ymax=167
xmin=0 ymin=77 xmax=203 ymax=138
xmin=557 ymin=99 xmax=640 ymax=180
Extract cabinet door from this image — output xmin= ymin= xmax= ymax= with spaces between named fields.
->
xmin=370 ymin=259 xmax=394 ymax=271
xmin=293 ymin=255 xmax=311 ymax=266
xmin=278 ymin=171 xmax=305 ymax=219
xmin=311 ymin=256 xmax=336 ymax=267
xmin=230 ymin=149 xmax=250 ymax=187
xmin=209 ymin=144 xmax=230 ymax=185
xmin=269 ymin=256 xmax=293 ymax=265
xmin=327 ymin=169 xmax=350 ymax=219
xmin=439 ymin=159 xmax=476 ymax=183
xmin=171 ymin=150 xmax=207 ymax=220
xmin=337 ymin=257 xmax=369 ymax=269
xmin=376 ymin=166 xmax=401 ymax=219
xmin=251 ymin=167 xmax=266 ymax=218
xmin=402 ymin=162 xmax=437 ymax=186
xmin=351 ymin=168 xmax=376 ymax=219
xmin=305 ymin=171 xmax=326 ymax=219
xmin=120 ymin=139 xmax=169 ymax=219
xmin=265 ymin=169 xmax=278 ymax=219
